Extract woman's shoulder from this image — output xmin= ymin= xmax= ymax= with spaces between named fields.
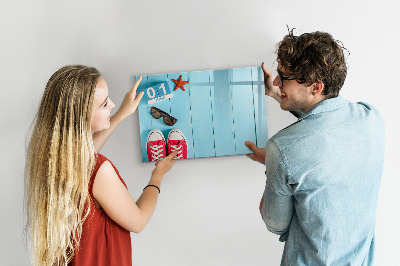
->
xmin=91 ymin=153 xmax=109 ymax=179
xmin=95 ymin=153 xmax=119 ymax=173
xmin=96 ymin=160 xmax=116 ymax=177
xmin=95 ymin=153 xmax=109 ymax=164
xmin=93 ymin=153 xmax=127 ymax=188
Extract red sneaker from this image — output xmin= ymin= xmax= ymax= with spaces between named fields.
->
xmin=167 ymin=129 xmax=188 ymax=160
xmin=146 ymin=129 xmax=166 ymax=162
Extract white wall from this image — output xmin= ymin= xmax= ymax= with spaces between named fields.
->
xmin=1 ymin=0 xmax=399 ymax=265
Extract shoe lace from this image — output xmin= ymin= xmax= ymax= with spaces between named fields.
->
xmin=170 ymin=141 xmax=183 ymax=159
xmin=150 ymin=144 xmax=164 ymax=161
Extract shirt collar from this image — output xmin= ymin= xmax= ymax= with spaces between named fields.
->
xmin=298 ymin=95 xmax=350 ymax=121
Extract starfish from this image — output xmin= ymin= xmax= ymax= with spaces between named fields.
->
xmin=172 ymin=75 xmax=189 ymax=91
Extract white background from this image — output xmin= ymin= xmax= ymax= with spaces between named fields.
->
xmin=1 ymin=0 xmax=399 ymax=265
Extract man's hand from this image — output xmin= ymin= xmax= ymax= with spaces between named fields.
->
xmin=245 ymin=141 xmax=266 ymax=165
xmin=262 ymin=62 xmax=281 ymax=103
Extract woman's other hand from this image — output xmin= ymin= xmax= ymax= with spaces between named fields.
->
xmin=115 ymin=76 xmax=144 ymax=120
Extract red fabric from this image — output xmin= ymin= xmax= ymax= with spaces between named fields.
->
xmin=147 ymin=139 xmax=166 ymax=161
xmin=69 ymin=153 xmax=132 ymax=266
xmin=167 ymin=139 xmax=188 ymax=159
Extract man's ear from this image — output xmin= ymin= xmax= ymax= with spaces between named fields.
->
xmin=312 ymin=82 xmax=324 ymax=96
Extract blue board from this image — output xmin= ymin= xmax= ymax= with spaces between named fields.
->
xmin=136 ymin=66 xmax=268 ymax=162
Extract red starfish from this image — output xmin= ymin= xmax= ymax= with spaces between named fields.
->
xmin=172 ymin=75 xmax=189 ymax=91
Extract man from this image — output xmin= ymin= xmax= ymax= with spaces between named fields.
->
xmin=245 ymin=31 xmax=385 ymax=265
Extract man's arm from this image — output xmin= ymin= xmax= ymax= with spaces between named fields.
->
xmin=93 ymin=77 xmax=144 ymax=152
xmin=260 ymin=140 xmax=294 ymax=240
xmin=245 ymin=141 xmax=266 ymax=165
xmin=262 ymin=62 xmax=282 ymax=102
xmin=246 ymin=137 xmax=294 ymax=239
xmin=259 ymin=195 xmax=264 ymax=211
xmin=261 ymin=62 xmax=302 ymax=119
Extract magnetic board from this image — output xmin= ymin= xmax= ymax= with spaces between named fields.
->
xmin=136 ymin=66 xmax=268 ymax=162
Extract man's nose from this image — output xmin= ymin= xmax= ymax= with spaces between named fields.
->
xmin=273 ymin=75 xmax=281 ymax=87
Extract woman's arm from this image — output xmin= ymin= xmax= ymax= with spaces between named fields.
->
xmin=93 ymin=151 xmax=178 ymax=233
xmin=93 ymin=77 xmax=144 ymax=152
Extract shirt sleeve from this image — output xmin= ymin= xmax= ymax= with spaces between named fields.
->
xmin=260 ymin=139 xmax=294 ymax=241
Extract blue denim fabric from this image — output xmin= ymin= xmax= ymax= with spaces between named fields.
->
xmin=260 ymin=96 xmax=385 ymax=266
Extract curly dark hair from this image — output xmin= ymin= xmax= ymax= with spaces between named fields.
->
xmin=277 ymin=29 xmax=348 ymax=98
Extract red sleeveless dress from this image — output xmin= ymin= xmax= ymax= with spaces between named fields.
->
xmin=69 ymin=153 xmax=132 ymax=266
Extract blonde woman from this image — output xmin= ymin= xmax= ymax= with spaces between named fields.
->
xmin=25 ymin=65 xmax=177 ymax=265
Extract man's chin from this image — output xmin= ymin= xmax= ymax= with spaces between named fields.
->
xmin=279 ymin=103 xmax=290 ymax=111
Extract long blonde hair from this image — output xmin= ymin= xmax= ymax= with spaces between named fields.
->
xmin=25 ymin=65 xmax=101 ymax=265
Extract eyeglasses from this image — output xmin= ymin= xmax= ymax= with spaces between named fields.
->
xmin=278 ymin=70 xmax=297 ymax=86
xmin=150 ymin=107 xmax=178 ymax=126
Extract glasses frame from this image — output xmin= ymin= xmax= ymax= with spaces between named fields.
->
xmin=150 ymin=106 xmax=178 ymax=126
xmin=278 ymin=70 xmax=297 ymax=86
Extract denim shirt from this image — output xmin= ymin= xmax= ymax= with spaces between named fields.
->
xmin=261 ymin=96 xmax=385 ymax=266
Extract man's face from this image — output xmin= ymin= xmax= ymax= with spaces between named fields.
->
xmin=273 ymin=63 xmax=314 ymax=113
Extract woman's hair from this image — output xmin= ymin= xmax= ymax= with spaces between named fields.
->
xmin=277 ymin=30 xmax=348 ymax=98
xmin=25 ymin=65 xmax=101 ymax=265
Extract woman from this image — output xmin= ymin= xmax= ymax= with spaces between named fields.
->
xmin=25 ymin=65 xmax=177 ymax=265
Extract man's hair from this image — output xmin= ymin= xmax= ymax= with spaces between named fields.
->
xmin=277 ymin=30 xmax=348 ymax=98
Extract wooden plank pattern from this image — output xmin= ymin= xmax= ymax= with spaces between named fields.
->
xmin=189 ymin=70 xmax=215 ymax=158
xmin=212 ymin=69 xmax=235 ymax=156
xmin=251 ymin=67 xmax=268 ymax=148
xmin=231 ymin=84 xmax=257 ymax=154
xmin=167 ymin=72 xmax=194 ymax=159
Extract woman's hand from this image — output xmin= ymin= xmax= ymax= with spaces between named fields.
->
xmin=92 ymin=77 xmax=144 ymax=152
xmin=152 ymin=151 xmax=178 ymax=181
xmin=115 ymin=76 xmax=144 ymax=120
xmin=262 ymin=62 xmax=282 ymax=103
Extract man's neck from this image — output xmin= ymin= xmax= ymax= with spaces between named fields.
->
xmin=301 ymin=95 xmax=327 ymax=113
